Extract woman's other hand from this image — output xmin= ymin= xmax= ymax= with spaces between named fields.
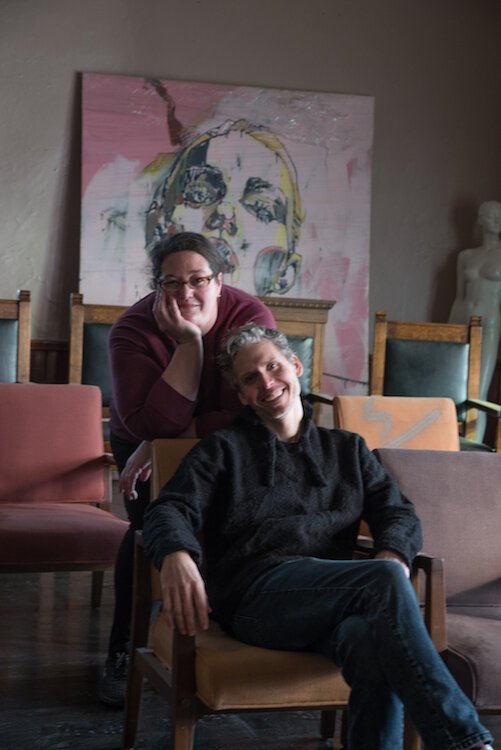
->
xmin=119 ymin=440 xmax=153 ymax=499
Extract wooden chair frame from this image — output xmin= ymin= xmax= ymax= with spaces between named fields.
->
xmin=68 ymin=293 xmax=335 ymax=435
xmin=0 ymin=289 xmax=31 ymax=383
xmin=69 ymin=293 xmax=128 ymax=450
xmin=370 ymin=310 xmax=501 ymax=449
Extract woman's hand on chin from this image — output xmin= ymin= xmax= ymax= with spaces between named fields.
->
xmin=153 ymin=290 xmax=202 ymax=343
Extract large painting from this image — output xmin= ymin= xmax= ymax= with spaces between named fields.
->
xmin=81 ymin=73 xmax=374 ymax=394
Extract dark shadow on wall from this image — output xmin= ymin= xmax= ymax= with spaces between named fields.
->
xmin=41 ymin=72 xmax=82 ymax=343
xmin=429 ymin=197 xmax=479 ymax=323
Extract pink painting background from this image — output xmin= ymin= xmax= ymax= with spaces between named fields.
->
xmin=81 ymin=73 xmax=374 ymax=394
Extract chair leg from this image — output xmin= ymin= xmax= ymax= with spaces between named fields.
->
xmin=122 ymin=658 xmax=144 ymax=750
xmin=339 ymin=709 xmax=348 ymax=749
xmin=171 ymin=705 xmax=197 ymax=750
xmin=403 ymin=712 xmax=421 ymax=750
xmin=320 ymin=709 xmax=336 ymax=739
xmin=91 ymin=570 xmax=104 ymax=608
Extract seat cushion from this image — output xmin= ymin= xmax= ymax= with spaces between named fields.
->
xmin=0 ymin=502 xmax=127 ymax=568
xmin=151 ymin=614 xmax=349 ymax=711
xmin=446 ymin=612 xmax=501 ymax=709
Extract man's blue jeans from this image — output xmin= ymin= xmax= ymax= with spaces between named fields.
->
xmin=231 ymin=557 xmax=493 ymax=750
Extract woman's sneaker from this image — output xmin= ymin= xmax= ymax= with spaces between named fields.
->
xmin=99 ymin=650 xmax=128 ymax=707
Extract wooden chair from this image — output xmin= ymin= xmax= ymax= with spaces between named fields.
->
xmin=376 ymin=448 xmax=501 ymax=744
xmin=68 ymin=292 xmax=127 ymax=452
xmin=68 ymin=293 xmax=335 ymax=442
xmin=370 ymin=311 xmax=501 ymax=452
xmin=259 ymin=296 xmax=334 ymax=396
xmin=0 ymin=289 xmax=31 ymax=383
xmin=0 ymin=383 xmax=128 ymax=607
xmin=123 ymin=438 xmax=349 ymax=750
xmin=123 ymin=439 xmax=439 ymax=750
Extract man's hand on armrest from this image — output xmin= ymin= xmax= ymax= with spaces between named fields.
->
xmin=374 ymin=549 xmax=410 ymax=578
xmin=159 ymin=550 xmax=211 ymax=636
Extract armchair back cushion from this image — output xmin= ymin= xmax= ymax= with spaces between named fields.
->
xmin=374 ymin=449 xmax=501 ymax=605
xmin=0 ymin=383 xmax=107 ymax=503
xmin=333 ymin=396 xmax=460 ymax=451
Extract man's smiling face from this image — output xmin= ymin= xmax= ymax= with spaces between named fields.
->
xmin=232 ymin=340 xmax=303 ymax=423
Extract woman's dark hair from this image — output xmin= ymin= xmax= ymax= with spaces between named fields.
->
xmin=149 ymin=232 xmax=223 ymax=288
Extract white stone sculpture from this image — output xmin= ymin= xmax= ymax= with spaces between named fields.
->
xmin=448 ymin=200 xmax=501 ymax=440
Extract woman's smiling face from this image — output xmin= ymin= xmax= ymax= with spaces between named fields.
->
xmin=159 ymin=250 xmax=222 ymax=334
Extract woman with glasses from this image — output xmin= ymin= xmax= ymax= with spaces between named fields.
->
xmin=100 ymin=231 xmax=275 ymax=706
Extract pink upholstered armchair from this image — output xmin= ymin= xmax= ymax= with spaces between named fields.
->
xmin=0 ymin=383 xmax=128 ymax=607
xmin=376 ymin=448 xmax=501 ymax=733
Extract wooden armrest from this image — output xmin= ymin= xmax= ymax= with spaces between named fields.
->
xmin=305 ymin=391 xmax=334 ymax=406
xmin=412 ymin=553 xmax=447 ymax=652
xmin=354 ymin=537 xmax=447 ymax=651
xmin=464 ymin=398 xmax=501 ymax=417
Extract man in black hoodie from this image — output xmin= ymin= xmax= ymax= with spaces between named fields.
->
xmin=143 ymin=323 xmax=493 ymax=750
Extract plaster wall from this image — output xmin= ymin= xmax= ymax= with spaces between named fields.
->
xmin=1 ymin=0 xmax=500 ymax=343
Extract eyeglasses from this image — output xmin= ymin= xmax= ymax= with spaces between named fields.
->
xmin=159 ymin=274 xmax=214 ymax=293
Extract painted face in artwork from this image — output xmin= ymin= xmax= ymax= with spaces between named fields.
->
xmin=146 ymin=122 xmax=303 ymax=296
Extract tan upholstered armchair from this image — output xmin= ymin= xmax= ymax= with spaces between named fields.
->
xmin=123 ymin=438 xmax=349 ymax=749
xmin=122 ymin=439 xmax=442 ymax=750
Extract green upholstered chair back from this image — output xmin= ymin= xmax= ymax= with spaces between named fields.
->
xmin=260 ymin=296 xmax=335 ymax=397
xmin=0 ymin=320 xmax=18 ymax=382
xmin=383 ymin=339 xmax=470 ymax=419
xmin=81 ymin=323 xmax=114 ymax=407
xmin=0 ymin=291 xmax=31 ymax=384
xmin=287 ymin=334 xmax=314 ymax=394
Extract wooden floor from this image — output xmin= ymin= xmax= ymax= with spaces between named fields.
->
xmin=0 ymin=568 xmax=336 ymax=750
xmin=1 ymin=486 xmax=499 ymax=749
